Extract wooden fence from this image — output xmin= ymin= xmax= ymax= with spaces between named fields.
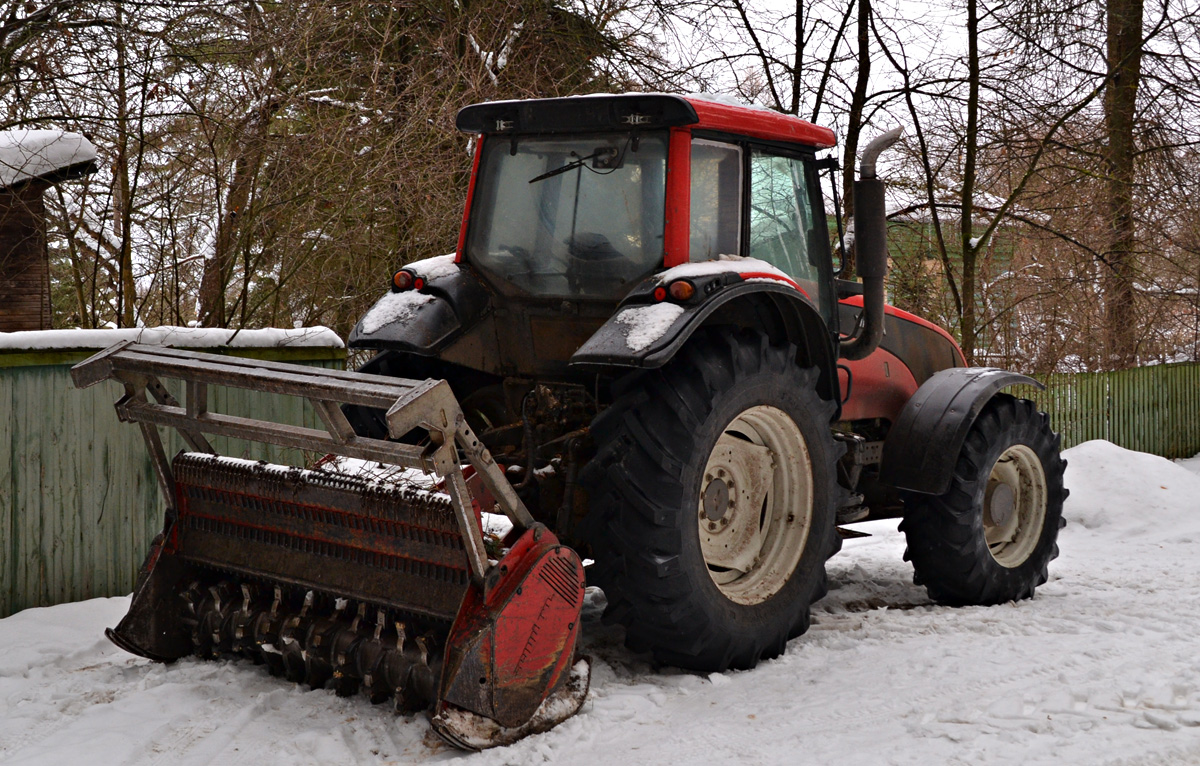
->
xmin=1 ymin=345 xmax=345 ymax=618
xmin=1014 ymin=361 xmax=1200 ymax=459
xmin=3 ymin=346 xmax=1196 ymax=619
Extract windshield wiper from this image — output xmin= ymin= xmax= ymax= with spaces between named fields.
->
xmin=527 ymin=149 xmax=606 ymax=184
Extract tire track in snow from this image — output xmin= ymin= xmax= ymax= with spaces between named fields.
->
xmin=0 ymin=652 xmax=149 ymax=762
xmin=130 ymin=689 xmax=287 ymax=766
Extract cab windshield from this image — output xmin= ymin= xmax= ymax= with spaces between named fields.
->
xmin=466 ymin=132 xmax=668 ymax=300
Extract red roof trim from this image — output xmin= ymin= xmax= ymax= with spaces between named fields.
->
xmin=684 ymin=98 xmax=837 ymax=149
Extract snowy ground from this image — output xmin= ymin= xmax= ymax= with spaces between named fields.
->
xmin=3 ymin=440 xmax=1200 ymax=765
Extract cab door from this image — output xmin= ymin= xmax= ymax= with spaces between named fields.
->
xmin=746 ymin=148 xmax=836 ymax=325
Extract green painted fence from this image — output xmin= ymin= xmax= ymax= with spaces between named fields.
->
xmin=1015 ymin=362 xmax=1200 ymax=459
xmin=1 ymin=345 xmax=345 ymax=618
xmin=4 ymin=345 xmax=1195 ymax=619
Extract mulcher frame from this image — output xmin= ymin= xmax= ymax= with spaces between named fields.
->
xmin=72 ymin=341 xmax=591 ymax=749
xmin=71 ymin=340 xmax=536 ymax=585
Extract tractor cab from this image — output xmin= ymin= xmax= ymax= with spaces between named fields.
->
xmin=349 ymin=94 xmax=848 ymax=379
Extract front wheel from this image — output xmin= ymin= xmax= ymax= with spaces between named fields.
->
xmin=899 ymin=394 xmax=1067 ymax=606
xmin=580 ymin=329 xmax=841 ymax=671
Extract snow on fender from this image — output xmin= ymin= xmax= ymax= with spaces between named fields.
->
xmin=616 ymin=303 xmax=686 ymax=353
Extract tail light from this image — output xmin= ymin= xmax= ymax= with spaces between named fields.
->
xmin=392 ymin=270 xmax=425 ymax=292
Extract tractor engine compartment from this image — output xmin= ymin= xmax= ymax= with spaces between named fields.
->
xmin=343 ymin=349 xmax=607 ymax=544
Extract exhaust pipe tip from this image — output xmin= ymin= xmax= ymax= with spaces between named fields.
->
xmin=859 ymin=126 xmax=903 ymax=180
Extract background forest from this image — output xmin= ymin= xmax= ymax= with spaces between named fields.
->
xmin=3 ymin=0 xmax=1199 ymax=373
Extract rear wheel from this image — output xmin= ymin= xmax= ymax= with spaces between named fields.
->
xmin=899 ymin=394 xmax=1066 ymax=605
xmin=580 ymin=329 xmax=841 ymax=671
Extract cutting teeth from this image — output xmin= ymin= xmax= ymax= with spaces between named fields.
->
xmin=177 ymin=574 xmax=444 ymax=711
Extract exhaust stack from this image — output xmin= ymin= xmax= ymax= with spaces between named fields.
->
xmin=840 ymin=126 xmax=903 ymax=361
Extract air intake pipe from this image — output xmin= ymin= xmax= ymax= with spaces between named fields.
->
xmin=840 ymin=126 xmax=903 ymax=361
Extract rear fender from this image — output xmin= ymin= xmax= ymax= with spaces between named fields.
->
xmin=349 ymin=259 xmax=491 ymax=353
xmin=879 ymin=367 xmax=1044 ymax=495
xmin=570 ymin=277 xmax=839 ymax=407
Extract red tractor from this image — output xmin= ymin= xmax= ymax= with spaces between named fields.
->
xmin=345 ymin=93 xmax=1066 ymax=670
xmin=77 ymin=93 xmax=1065 ymax=748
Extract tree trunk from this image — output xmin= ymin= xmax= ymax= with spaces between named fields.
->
xmin=959 ymin=0 xmax=981 ymax=365
xmin=789 ymin=0 xmax=802 ymax=115
xmin=841 ymin=0 xmax=871 ymax=279
xmin=198 ymin=149 xmax=260 ymax=327
xmin=114 ymin=1 xmax=136 ymax=328
xmin=1103 ymin=0 xmax=1144 ymax=369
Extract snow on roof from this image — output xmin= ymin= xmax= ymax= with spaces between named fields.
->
xmin=0 ymin=130 xmax=98 ymax=189
xmin=0 ymin=326 xmax=344 ymax=351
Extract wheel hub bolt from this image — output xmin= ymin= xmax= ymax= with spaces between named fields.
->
xmin=703 ymin=477 xmax=731 ymax=522
xmin=985 ymin=482 xmax=1016 ymax=527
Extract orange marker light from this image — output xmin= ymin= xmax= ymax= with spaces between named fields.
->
xmin=392 ymin=270 xmax=415 ymax=291
xmin=668 ymin=280 xmax=696 ymax=301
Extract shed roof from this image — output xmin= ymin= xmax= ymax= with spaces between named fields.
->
xmin=0 ymin=130 xmax=97 ymax=189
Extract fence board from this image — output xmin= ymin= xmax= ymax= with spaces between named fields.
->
xmin=1 ymin=346 xmax=344 ymax=618
xmin=1028 ymin=362 xmax=1200 ymax=459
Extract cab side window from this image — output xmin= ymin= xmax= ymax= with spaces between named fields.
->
xmin=748 ymin=149 xmax=821 ymax=290
xmin=690 ymin=139 xmax=742 ymax=261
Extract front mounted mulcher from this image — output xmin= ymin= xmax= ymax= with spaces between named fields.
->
xmin=71 ymin=341 xmax=590 ymax=750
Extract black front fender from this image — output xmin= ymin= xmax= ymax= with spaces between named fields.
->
xmin=570 ymin=280 xmax=839 ymax=405
xmin=349 ymin=267 xmax=491 ymax=353
xmin=879 ymin=367 xmax=1045 ymax=495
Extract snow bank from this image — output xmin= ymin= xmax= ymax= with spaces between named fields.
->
xmin=0 ymin=130 xmax=97 ymax=188
xmin=0 ymin=597 xmax=128 ymax=679
xmin=0 ymin=326 xmax=344 ymax=350
xmin=1176 ymin=453 xmax=1200 ymax=476
xmin=1062 ymin=440 xmax=1200 ymax=537
xmin=358 ymin=291 xmax=434 ymax=335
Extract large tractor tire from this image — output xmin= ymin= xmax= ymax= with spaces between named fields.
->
xmin=580 ymin=329 xmax=842 ymax=672
xmin=899 ymin=394 xmax=1066 ymax=606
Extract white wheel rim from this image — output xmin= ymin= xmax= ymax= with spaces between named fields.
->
xmin=697 ymin=405 xmax=813 ymax=605
xmin=984 ymin=444 xmax=1047 ymax=568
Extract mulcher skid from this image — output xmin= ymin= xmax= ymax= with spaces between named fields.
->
xmin=71 ymin=342 xmax=589 ymax=749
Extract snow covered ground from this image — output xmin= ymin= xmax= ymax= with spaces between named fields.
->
xmin=2 ymin=440 xmax=1199 ymax=765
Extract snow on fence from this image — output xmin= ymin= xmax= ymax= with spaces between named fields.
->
xmin=1016 ymin=361 xmax=1200 ymax=460
xmin=0 ymin=331 xmax=346 ymax=618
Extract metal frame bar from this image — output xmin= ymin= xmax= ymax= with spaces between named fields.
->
xmin=72 ymin=342 xmax=537 ymax=586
